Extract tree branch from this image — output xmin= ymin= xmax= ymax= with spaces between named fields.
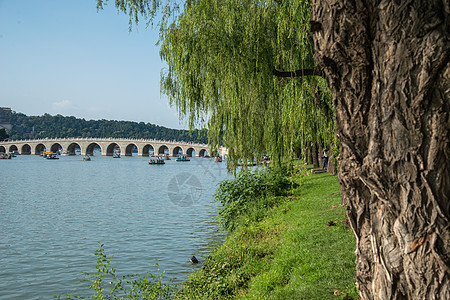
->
xmin=273 ymin=68 xmax=325 ymax=78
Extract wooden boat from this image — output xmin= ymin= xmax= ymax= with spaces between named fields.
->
xmin=235 ymin=159 xmax=257 ymax=166
xmin=214 ymin=156 xmax=222 ymax=162
xmin=42 ymin=151 xmax=53 ymax=158
xmin=149 ymin=156 xmax=165 ymax=165
xmin=0 ymin=153 xmax=12 ymax=159
xmin=46 ymin=153 xmax=59 ymax=159
xmin=61 ymin=150 xmax=70 ymax=156
xmin=82 ymin=155 xmax=91 ymax=161
xmin=176 ymin=154 xmax=190 ymax=162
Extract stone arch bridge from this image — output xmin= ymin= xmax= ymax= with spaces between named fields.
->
xmin=0 ymin=138 xmax=220 ymax=157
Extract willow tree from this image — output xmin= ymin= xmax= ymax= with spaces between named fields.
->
xmin=97 ymin=0 xmax=335 ymax=166
xmin=98 ymin=0 xmax=449 ymax=299
xmin=161 ymin=0 xmax=335 ymax=166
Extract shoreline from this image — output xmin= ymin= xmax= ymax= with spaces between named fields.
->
xmin=176 ymin=167 xmax=358 ymax=299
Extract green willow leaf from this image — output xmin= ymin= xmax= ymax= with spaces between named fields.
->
xmin=98 ymin=0 xmax=337 ymax=168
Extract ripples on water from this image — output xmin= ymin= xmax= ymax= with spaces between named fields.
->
xmin=0 ymin=155 xmax=228 ymax=299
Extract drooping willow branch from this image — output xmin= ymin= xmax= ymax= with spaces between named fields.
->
xmin=273 ymin=68 xmax=325 ymax=78
xmin=312 ymin=86 xmax=332 ymax=121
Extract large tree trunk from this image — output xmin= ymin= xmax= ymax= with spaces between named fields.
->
xmin=311 ymin=1 xmax=449 ymax=299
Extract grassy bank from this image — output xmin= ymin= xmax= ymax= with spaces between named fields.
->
xmin=176 ymin=168 xmax=357 ymax=299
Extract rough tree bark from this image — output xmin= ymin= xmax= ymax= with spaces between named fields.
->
xmin=311 ymin=0 xmax=449 ymax=299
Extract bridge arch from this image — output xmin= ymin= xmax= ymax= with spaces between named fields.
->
xmin=50 ymin=143 xmax=62 ymax=153
xmin=142 ymin=144 xmax=154 ymax=156
xmin=21 ymin=144 xmax=32 ymax=155
xmin=86 ymin=143 xmax=101 ymax=156
xmin=0 ymin=146 xmax=5 ymax=153
xmin=35 ymin=143 xmax=46 ymax=155
xmin=67 ymin=142 xmax=81 ymax=155
xmin=158 ymin=145 xmax=169 ymax=155
xmin=0 ymin=138 xmax=214 ymax=158
xmin=106 ymin=143 xmax=120 ymax=156
xmin=186 ymin=147 xmax=195 ymax=157
xmin=124 ymin=143 xmax=138 ymax=156
xmin=172 ymin=146 xmax=183 ymax=156
xmin=199 ymin=149 xmax=208 ymax=157
xmin=9 ymin=145 xmax=18 ymax=153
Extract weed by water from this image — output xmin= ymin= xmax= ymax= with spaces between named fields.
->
xmin=55 ymin=242 xmax=176 ymax=299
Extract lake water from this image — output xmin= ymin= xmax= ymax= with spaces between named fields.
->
xmin=0 ymin=155 xmax=228 ymax=299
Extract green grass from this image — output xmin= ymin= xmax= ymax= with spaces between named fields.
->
xmin=176 ymin=168 xmax=358 ymax=299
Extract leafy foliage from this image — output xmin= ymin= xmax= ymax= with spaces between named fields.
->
xmin=215 ymin=166 xmax=294 ymax=231
xmin=55 ymin=243 xmax=176 ymax=299
xmin=4 ymin=111 xmax=207 ymax=143
xmin=0 ymin=128 xmax=9 ymax=141
xmin=97 ymin=0 xmax=337 ymax=168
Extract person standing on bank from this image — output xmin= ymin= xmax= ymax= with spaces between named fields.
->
xmin=322 ymin=148 xmax=329 ymax=170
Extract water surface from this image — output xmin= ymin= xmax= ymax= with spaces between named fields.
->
xmin=0 ymin=155 xmax=227 ymax=299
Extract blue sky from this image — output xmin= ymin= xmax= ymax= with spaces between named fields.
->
xmin=0 ymin=0 xmax=187 ymax=129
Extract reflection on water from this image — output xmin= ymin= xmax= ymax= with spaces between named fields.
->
xmin=0 ymin=155 xmax=228 ymax=299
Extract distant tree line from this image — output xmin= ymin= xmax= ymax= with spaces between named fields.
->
xmin=4 ymin=111 xmax=208 ymax=143
xmin=0 ymin=128 xmax=9 ymax=141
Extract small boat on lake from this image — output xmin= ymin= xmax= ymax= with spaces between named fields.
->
xmin=113 ymin=151 xmax=121 ymax=158
xmin=176 ymin=154 xmax=190 ymax=162
xmin=82 ymin=155 xmax=91 ymax=161
xmin=149 ymin=156 xmax=165 ymax=165
xmin=46 ymin=153 xmax=59 ymax=160
xmin=42 ymin=151 xmax=53 ymax=158
xmin=0 ymin=153 xmax=12 ymax=159
xmin=235 ymin=159 xmax=257 ymax=166
xmin=214 ymin=156 xmax=222 ymax=162
xmin=60 ymin=150 xmax=70 ymax=156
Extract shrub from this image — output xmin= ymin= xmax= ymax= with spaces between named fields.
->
xmin=215 ymin=166 xmax=294 ymax=231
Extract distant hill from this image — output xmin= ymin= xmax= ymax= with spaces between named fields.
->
xmin=5 ymin=111 xmax=208 ymax=144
